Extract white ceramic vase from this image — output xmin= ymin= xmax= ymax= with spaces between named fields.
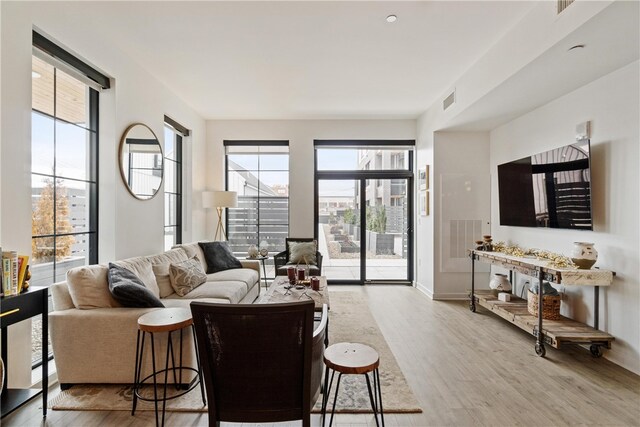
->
xmin=247 ymin=244 xmax=258 ymax=259
xmin=571 ymin=242 xmax=598 ymax=269
xmin=489 ymin=273 xmax=512 ymax=292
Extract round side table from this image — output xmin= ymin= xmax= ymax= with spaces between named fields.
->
xmin=321 ymin=342 xmax=384 ymax=427
xmin=132 ymin=308 xmax=206 ymax=427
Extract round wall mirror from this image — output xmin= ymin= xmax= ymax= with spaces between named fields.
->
xmin=119 ymin=123 xmax=163 ymax=200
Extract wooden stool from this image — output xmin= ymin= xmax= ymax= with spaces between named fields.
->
xmin=321 ymin=342 xmax=384 ymax=427
xmin=132 ymin=308 xmax=206 ymax=427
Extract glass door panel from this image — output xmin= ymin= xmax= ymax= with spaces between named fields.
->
xmin=317 ymin=180 xmax=361 ymax=281
xmin=365 ymin=179 xmax=409 ymax=281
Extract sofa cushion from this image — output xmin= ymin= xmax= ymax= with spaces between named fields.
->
xmin=206 ymin=268 xmax=259 ymax=293
xmin=174 ymin=243 xmax=207 ymax=271
xmin=107 ymin=263 xmax=164 ymax=308
xmin=66 ymin=264 xmax=121 ymax=309
xmin=169 ymin=257 xmax=207 ymax=297
xmin=163 ymin=281 xmax=247 ymax=304
xmin=150 ymin=248 xmax=190 ymax=298
xmin=114 ymin=257 xmax=159 ymax=298
xmin=288 ymin=240 xmax=317 ymax=265
xmin=162 ymin=297 xmax=231 ymax=308
xmin=198 ymin=241 xmax=242 ymax=274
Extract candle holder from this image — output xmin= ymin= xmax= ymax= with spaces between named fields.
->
xmin=286 ymin=267 xmax=296 ymax=289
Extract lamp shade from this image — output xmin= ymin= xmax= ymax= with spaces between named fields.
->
xmin=202 ymin=190 xmax=237 ymax=208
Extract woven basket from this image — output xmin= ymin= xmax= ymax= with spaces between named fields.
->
xmin=527 ymin=290 xmax=561 ymax=320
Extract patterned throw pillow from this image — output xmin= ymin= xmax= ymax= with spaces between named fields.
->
xmin=169 ymin=256 xmax=207 ymax=297
xmin=288 ymin=241 xmax=317 ymax=265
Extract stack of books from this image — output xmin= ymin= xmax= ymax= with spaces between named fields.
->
xmin=1 ymin=246 xmax=29 ymax=296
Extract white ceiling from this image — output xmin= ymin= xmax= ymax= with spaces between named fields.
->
xmin=446 ymin=0 xmax=640 ymax=131
xmin=77 ymin=1 xmax=535 ymax=120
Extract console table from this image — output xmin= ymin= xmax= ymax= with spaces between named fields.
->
xmin=1 ymin=286 xmax=48 ymax=418
xmin=468 ymin=250 xmax=614 ymax=357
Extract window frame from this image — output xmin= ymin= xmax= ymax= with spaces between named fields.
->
xmin=30 ymin=39 xmax=102 ymax=369
xmin=163 ymin=121 xmax=184 ymax=250
xmin=224 ymin=140 xmax=290 ymax=279
xmin=30 ymin=55 xmax=100 ymax=284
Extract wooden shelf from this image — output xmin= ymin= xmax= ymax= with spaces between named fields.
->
xmin=472 ymin=250 xmax=614 ymax=286
xmin=473 ymin=290 xmax=614 ymax=350
xmin=468 ymin=250 xmax=615 ymax=357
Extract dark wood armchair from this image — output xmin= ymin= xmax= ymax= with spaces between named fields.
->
xmin=274 ymin=237 xmax=323 ymax=276
xmin=190 ymin=300 xmax=328 ymax=427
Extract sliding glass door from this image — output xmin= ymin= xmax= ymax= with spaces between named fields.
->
xmin=317 ymin=179 xmax=361 ymax=280
xmin=315 ymin=141 xmax=414 ymax=285
xmin=365 ymin=178 xmax=409 ymax=280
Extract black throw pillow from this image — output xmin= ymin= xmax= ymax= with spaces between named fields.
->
xmin=198 ymin=241 xmax=242 ymax=274
xmin=107 ymin=263 xmax=164 ymax=308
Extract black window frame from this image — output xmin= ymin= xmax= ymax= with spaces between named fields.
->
xmin=314 ymin=140 xmax=415 ymax=285
xmin=163 ymin=118 xmax=185 ymax=249
xmin=30 ymin=35 xmax=103 ymax=368
xmin=224 ymin=140 xmax=290 ymax=279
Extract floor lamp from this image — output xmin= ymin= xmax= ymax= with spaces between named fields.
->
xmin=202 ymin=191 xmax=238 ymax=241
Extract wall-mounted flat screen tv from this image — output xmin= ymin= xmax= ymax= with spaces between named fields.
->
xmin=497 ymin=140 xmax=592 ymax=230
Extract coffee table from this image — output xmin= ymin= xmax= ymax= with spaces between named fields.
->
xmin=258 ymin=276 xmax=330 ymax=347
xmin=257 ymin=275 xmax=330 ymax=311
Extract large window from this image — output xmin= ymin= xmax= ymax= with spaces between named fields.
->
xmin=31 ymin=56 xmax=98 ymax=288
xmin=225 ymin=141 xmax=289 ymax=279
xmin=31 ymin=35 xmax=107 ymax=365
xmin=164 ymin=118 xmax=187 ymax=250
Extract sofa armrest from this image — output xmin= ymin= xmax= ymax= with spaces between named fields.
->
xmin=51 ymin=281 xmax=75 ymax=311
xmin=240 ymin=259 xmax=261 ymax=281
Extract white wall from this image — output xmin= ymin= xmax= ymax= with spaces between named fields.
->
xmin=1 ymin=1 xmax=206 ymax=386
xmin=490 ymin=61 xmax=640 ymax=374
xmin=205 ymin=119 xmax=416 ymax=239
xmin=433 ymin=131 xmax=491 ymax=299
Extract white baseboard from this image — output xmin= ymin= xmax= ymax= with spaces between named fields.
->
xmin=415 ymin=282 xmax=434 ymax=299
xmin=432 ymin=292 xmax=470 ymax=300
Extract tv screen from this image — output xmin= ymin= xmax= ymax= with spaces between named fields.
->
xmin=497 ymin=140 xmax=592 ymax=230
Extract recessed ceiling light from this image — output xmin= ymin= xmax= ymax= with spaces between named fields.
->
xmin=32 ymin=71 xmax=41 ymax=78
xmin=386 ymin=15 xmax=397 ymax=23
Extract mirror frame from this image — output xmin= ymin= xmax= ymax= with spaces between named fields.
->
xmin=118 ymin=123 xmax=164 ymax=200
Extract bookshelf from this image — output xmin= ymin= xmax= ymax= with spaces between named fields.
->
xmin=1 ymin=286 xmax=48 ymax=419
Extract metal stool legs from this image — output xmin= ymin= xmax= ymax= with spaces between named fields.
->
xmin=132 ymin=327 xmax=206 ymax=427
xmin=320 ymin=367 xmax=385 ymax=427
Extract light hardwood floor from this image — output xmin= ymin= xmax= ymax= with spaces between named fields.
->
xmin=4 ymin=285 xmax=639 ymax=426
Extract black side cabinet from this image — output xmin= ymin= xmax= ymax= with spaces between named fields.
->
xmin=1 ymin=286 xmax=48 ymax=418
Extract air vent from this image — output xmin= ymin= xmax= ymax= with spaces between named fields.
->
xmin=443 ymin=90 xmax=456 ymax=111
xmin=557 ymin=0 xmax=574 ymax=14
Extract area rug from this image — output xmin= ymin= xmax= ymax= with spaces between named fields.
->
xmin=49 ymin=291 xmax=422 ymax=414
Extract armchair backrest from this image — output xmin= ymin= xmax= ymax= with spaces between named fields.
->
xmin=284 ymin=237 xmax=316 ymax=261
xmin=190 ymin=300 xmax=315 ymax=426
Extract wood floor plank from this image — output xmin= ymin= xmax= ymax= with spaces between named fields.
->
xmin=3 ymin=285 xmax=639 ymax=426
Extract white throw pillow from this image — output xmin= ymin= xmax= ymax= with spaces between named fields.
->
xmin=66 ymin=264 xmax=121 ymax=309
xmin=288 ymin=241 xmax=317 ymax=265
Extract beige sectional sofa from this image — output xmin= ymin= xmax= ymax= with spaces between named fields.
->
xmin=49 ymin=242 xmax=260 ymax=386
